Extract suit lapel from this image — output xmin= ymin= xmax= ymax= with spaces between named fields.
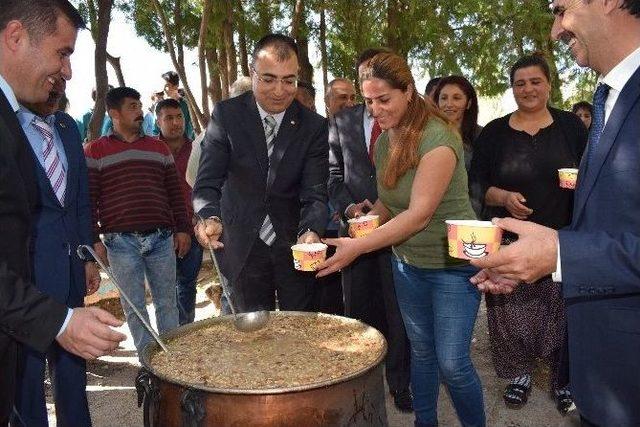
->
xmin=0 ymin=92 xmax=38 ymax=207
xmin=242 ymin=95 xmax=269 ymax=175
xmin=266 ymin=102 xmax=300 ymax=192
xmin=573 ymin=66 xmax=640 ymax=225
xmin=353 ymin=104 xmax=374 ymax=170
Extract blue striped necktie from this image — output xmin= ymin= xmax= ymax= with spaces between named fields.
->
xmin=259 ymin=115 xmax=277 ymax=246
xmin=586 ymin=83 xmax=610 ymax=167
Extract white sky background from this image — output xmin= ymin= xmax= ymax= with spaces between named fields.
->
xmin=67 ymin=9 xmax=516 ymax=125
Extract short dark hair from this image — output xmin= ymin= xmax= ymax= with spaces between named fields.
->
xmin=510 ymin=53 xmax=551 ymax=86
xmin=251 ymin=33 xmax=299 ymax=66
xmin=155 ymin=98 xmax=182 ymax=117
xmin=425 ymin=77 xmax=442 ymax=97
xmin=105 ymin=87 xmax=140 ymax=111
xmin=432 ymin=75 xmax=479 ymax=148
xmin=356 ymin=47 xmax=393 ymax=71
xmin=162 ymin=71 xmax=180 ymax=86
xmin=621 ymin=0 xmax=640 ymax=17
xmin=296 ymin=81 xmax=316 ymax=98
xmin=572 ymin=100 xmax=593 ymax=114
xmin=0 ymin=0 xmax=85 ymax=42
xmin=92 ymin=84 xmax=114 ymax=102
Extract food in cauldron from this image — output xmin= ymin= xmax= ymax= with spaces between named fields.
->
xmin=150 ymin=313 xmax=385 ymax=390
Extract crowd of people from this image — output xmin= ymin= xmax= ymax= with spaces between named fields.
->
xmin=1 ymin=1 xmax=640 ymax=427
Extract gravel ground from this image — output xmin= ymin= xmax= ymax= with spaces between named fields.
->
xmin=45 ymin=263 xmax=581 ymax=426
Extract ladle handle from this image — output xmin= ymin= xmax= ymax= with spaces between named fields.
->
xmin=195 ymin=215 xmax=237 ymax=316
xmin=77 ymin=245 xmax=170 ymax=353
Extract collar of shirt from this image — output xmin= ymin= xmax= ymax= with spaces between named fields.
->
xmin=598 ymin=45 xmax=640 ymax=123
xmin=16 ymin=106 xmax=55 ymax=129
xmin=256 ymin=101 xmax=286 ymax=134
xmin=0 ymin=73 xmax=20 ymax=113
xmin=362 ymin=104 xmax=375 ymax=150
xmin=107 ymin=127 xmax=145 ymax=142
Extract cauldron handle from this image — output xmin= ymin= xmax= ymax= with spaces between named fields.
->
xmin=136 ymin=369 xmax=160 ymax=427
xmin=181 ymin=389 xmax=205 ymax=427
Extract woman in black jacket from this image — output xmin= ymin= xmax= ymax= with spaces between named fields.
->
xmin=469 ymin=53 xmax=588 ymax=414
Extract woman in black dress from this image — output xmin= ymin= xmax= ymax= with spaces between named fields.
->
xmin=469 ymin=54 xmax=588 ymax=413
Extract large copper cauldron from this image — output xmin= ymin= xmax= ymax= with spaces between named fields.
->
xmin=136 ymin=311 xmax=388 ymax=427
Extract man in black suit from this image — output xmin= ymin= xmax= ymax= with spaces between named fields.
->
xmin=0 ymin=1 xmax=125 ymax=423
xmin=327 ymin=48 xmax=412 ymax=412
xmin=193 ymin=34 xmax=328 ymax=312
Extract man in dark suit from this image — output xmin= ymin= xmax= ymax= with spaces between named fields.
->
xmin=0 ymin=1 xmax=125 ymax=423
xmin=193 ymin=34 xmax=328 ymax=312
xmin=327 ymin=49 xmax=412 ymax=412
xmin=471 ymin=1 xmax=640 ymax=425
xmin=13 ymin=79 xmax=96 ymax=426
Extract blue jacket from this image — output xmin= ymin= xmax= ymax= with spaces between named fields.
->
xmin=29 ymin=111 xmax=93 ymax=307
xmin=559 ymin=65 xmax=640 ymax=426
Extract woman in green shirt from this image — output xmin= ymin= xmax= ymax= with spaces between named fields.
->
xmin=317 ymin=52 xmax=484 ymax=427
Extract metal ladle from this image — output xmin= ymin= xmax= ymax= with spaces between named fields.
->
xmin=77 ymin=245 xmax=170 ymax=353
xmin=197 ymin=217 xmax=270 ymax=332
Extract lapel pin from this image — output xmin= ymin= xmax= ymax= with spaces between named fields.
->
xmin=59 ymin=122 xmax=66 ymax=128
xmin=291 ymin=120 xmax=296 ymax=125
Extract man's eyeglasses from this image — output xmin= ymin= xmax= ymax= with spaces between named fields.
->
xmin=252 ymin=68 xmax=298 ymax=89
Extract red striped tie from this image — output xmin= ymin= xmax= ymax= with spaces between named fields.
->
xmin=33 ymin=117 xmax=66 ymax=205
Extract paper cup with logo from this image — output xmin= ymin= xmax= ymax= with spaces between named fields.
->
xmin=291 ymin=243 xmax=328 ymax=271
xmin=347 ymin=214 xmax=380 ymax=238
xmin=445 ymin=220 xmax=502 ymax=260
xmin=558 ymin=168 xmax=578 ymax=189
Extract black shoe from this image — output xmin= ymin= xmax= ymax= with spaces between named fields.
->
xmin=555 ymin=389 xmax=576 ymax=415
xmin=391 ymin=389 xmax=413 ymax=413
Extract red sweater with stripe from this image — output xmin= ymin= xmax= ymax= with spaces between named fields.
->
xmin=84 ymin=135 xmax=190 ymax=238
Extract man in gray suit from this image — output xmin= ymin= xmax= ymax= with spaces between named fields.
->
xmin=193 ymin=34 xmax=328 ymax=313
xmin=328 ymin=48 xmax=412 ymax=412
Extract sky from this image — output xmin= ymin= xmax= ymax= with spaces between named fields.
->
xmin=67 ymin=9 xmax=516 ymax=125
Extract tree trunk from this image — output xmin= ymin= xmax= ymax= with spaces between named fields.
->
xmin=88 ymin=0 xmax=113 ymax=141
xmin=198 ymin=0 xmax=213 ymax=119
xmin=237 ymin=0 xmax=250 ymax=76
xmin=222 ymin=1 xmax=238 ymax=84
xmin=174 ymin=0 xmax=185 ymax=72
xmin=106 ymin=52 xmax=125 ymax=87
xmin=290 ymin=0 xmax=313 ymax=84
xmin=150 ymin=0 xmax=205 ymax=128
xmin=206 ymin=46 xmax=222 ymax=104
xmin=291 ymin=0 xmax=303 ymax=39
xmin=257 ymin=0 xmax=272 ymax=35
xmin=319 ymin=5 xmax=328 ymax=92
xmin=386 ymin=0 xmax=400 ymax=56
xmin=217 ymin=32 xmax=230 ymax=99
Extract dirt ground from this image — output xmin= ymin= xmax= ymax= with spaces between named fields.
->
xmin=45 ymin=262 xmax=581 ymax=426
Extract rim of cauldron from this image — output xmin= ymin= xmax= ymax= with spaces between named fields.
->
xmin=139 ymin=311 xmax=388 ymax=395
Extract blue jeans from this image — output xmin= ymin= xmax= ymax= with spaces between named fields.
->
xmin=176 ymin=237 xmax=203 ymax=325
xmin=392 ymin=259 xmax=485 ymax=427
xmin=102 ymin=229 xmax=179 ymax=355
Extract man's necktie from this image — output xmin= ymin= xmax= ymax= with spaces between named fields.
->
xmin=33 ymin=116 xmax=66 ymax=205
xmin=368 ymin=119 xmax=382 ymax=165
xmin=586 ymin=83 xmax=610 ymax=167
xmin=259 ymin=115 xmax=277 ymax=246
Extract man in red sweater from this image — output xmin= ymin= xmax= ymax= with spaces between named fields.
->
xmin=85 ymin=87 xmax=190 ymax=357
xmin=156 ymin=98 xmax=203 ymax=325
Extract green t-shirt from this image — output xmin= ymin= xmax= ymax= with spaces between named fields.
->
xmin=375 ymin=117 xmax=476 ymax=269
